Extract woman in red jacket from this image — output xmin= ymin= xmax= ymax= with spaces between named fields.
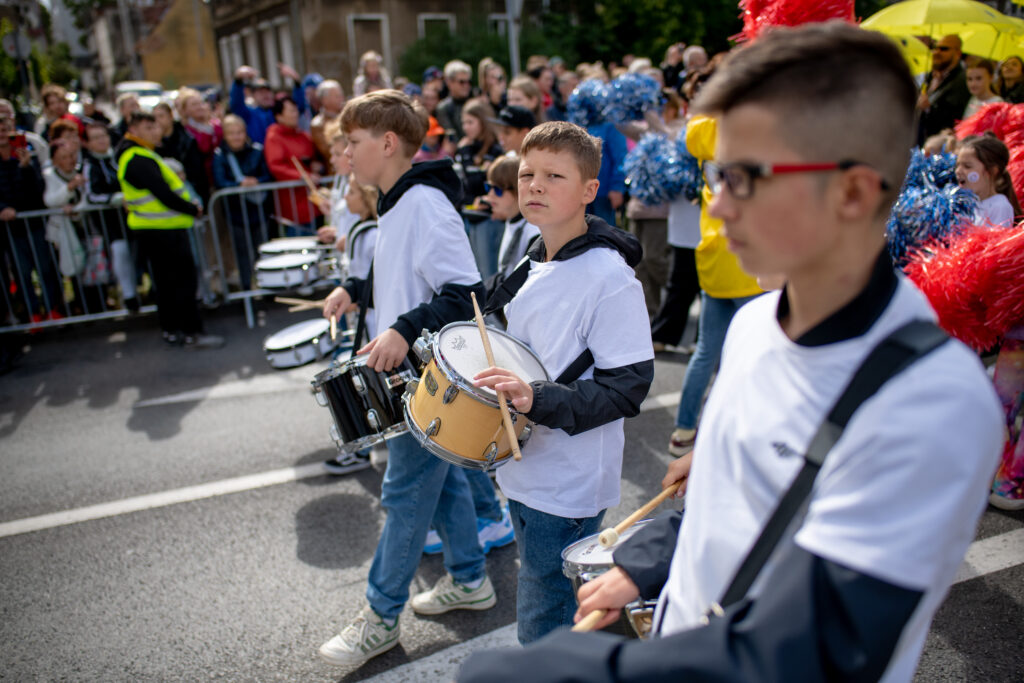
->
xmin=263 ymin=97 xmax=323 ymax=235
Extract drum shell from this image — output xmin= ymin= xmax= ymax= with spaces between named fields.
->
xmin=312 ymin=355 xmax=415 ymax=452
xmin=258 ymin=237 xmax=321 ymax=257
xmin=263 ymin=319 xmax=339 ymax=369
xmin=254 ymin=254 xmax=322 ymax=289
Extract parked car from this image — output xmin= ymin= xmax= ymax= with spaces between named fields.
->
xmin=114 ymin=80 xmax=165 ymax=111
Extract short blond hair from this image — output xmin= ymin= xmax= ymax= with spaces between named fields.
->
xmin=521 ymin=121 xmax=602 ymax=180
xmin=340 ymin=90 xmax=428 ymax=157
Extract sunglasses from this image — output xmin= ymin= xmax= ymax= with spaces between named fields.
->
xmin=703 ymin=160 xmax=891 ymax=200
xmin=454 ymin=79 xmax=471 ymax=85
xmin=933 ymin=45 xmax=953 ymax=52
xmin=484 ymin=183 xmax=509 ymax=197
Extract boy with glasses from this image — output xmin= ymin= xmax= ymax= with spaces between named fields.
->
xmin=459 ymin=22 xmax=1003 ymax=683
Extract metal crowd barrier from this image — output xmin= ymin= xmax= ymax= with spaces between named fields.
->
xmin=0 ymin=178 xmax=338 ymax=335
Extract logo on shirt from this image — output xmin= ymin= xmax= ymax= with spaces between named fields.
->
xmin=449 ymin=335 xmax=467 ymax=352
xmin=772 ymin=441 xmax=801 ymax=459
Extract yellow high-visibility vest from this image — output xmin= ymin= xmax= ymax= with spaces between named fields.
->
xmin=116 ymin=145 xmax=195 ymax=230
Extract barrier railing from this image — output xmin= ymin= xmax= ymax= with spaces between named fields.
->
xmin=0 ymin=178 xmax=343 ymax=334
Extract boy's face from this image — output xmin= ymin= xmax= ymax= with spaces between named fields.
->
xmin=707 ymin=104 xmax=836 ymax=280
xmin=85 ymin=126 xmax=110 ymax=154
xmin=518 ymin=148 xmax=598 ymax=230
xmin=344 ymin=127 xmax=387 ymax=186
xmin=485 ymin=181 xmax=518 ymax=220
xmin=329 ymin=140 xmax=350 ymax=175
xmin=498 ymin=126 xmax=528 ymax=154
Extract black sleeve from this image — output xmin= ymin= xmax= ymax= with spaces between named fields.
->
xmin=456 ymin=545 xmax=923 ymax=683
xmin=391 ymin=281 xmax=486 ymax=344
xmin=340 ymin=276 xmax=367 ymax=305
xmin=611 ymin=510 xmax=682 ymax=600
xmin=525 ymin=360 xmax=654 ymax=436
xmin=123 ymin=155 xmax=199 ymax=216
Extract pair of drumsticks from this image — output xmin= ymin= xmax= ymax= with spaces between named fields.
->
xmin=274 ymin=296 xmax=338 ymax=342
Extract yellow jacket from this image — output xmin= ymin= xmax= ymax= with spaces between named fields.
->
xmin=685 ymin=116 xmax=762 ymax=299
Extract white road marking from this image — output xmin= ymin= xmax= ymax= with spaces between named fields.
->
xmin=953 ymin=528 xmax=1024 ymax=583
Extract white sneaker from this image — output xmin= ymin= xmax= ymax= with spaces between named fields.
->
xmin=477 ymin=505 xmax=515 ymax=553
xmin=318 ymin=605 xmax=400 ymax=667
xmin=410 ymin=574 xmax=496 ymax=615
xmin=668 ymin=427 xmax=697 ymax=456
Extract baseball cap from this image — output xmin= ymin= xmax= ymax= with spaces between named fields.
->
xmin=425 ymin=116 xmax=445 ymax=137
xmin=488 ymin=105 xmax=536 ymax=130
xmin=404 ymin=83 xmax=422 ymax=97
xmin=423 ymin=66 xmax=443 ymax=83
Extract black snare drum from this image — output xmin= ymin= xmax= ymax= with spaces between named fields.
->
xmin=312 ymin=353 xmax=417 ymax=453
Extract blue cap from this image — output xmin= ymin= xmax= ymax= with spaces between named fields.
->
xmin=423 ymin=66 xmax=443 ymax=83
xmin=403 ymin=83 xmax=422 ymax=97
xmin=302 ymin=73 xmax=324 ymax=89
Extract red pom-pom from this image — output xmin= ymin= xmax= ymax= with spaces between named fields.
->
xmin=734 ymin=0 xmax=854 ymax=43
xmin=955 ymin=102 xmax=1024 ymax=214
xmin=955 ymin=102 xmax=1012 ymax=139
xmin=905 ymin=226 xmax=1024 ymax=350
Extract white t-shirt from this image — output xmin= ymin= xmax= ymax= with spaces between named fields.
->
xmin=328 ymin=175 xmax=361 ymax=237
xmin=370 ymin=184 xmax=480 ymax=338
xmin=497 ymin=216 xmax=541 ymax=278
xmin=667 ymin=196 xmax=701 ymax=248
xmin=496 ymin=246 xmax=654 ymax=518
xmin=977 ymin=193 xmax=1015 ymax=228
xmin=347 ymin=219 xmax=377 ymax=279
xmin=657 ymin=277 xmax=1003 ymax=682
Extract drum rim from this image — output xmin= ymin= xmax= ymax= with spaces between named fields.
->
xmin=263 ymin=319 xmax=334 ymax=352
xmin=402 ymin=393 xmax=510 ymax=471
xmin=561 ymin=519 xmax=652 ymax=576
xmin=255 ymin=254 xmax=321 ymax=271
xmin=430 ymin=321 xmax=549 ymax=409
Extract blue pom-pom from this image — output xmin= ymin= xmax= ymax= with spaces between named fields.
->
xmin=568 ymin=80 xmax=610 ymax=128
xmin=624 ymin=132 xmax=703 ymax=206
xmin=886 ymin=162 xmax=977 ymax=266
xmin=604 ymin=73 xmax=664 ymax=125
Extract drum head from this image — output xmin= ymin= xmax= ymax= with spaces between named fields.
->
xmin=256 ymin=253 xmax=319 ymax=270
xmin=264 ymin=318 xmax=330 ymax=351
xmin=260 ymin=237 xmax=319 ymax=254
xmin=561 ymin=519 xmax=650 ymax=568
xmin=435 ymin=322 xmax=548 ymax=399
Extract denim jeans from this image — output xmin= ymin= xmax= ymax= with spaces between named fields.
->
xmin=466 ymin=469 xmax=503 ymax=522
xmin=587 ymin=195 xmax=618 ymax=228
xmin=675 ymin=291 xmax=760 ymax=429
xmin=366 ymin=432 xmax=486 ymax=619
xmin=507 ymin=499 xmax=605 ymax=644
xmin=465 ymin=216 xmax=504 ymax=280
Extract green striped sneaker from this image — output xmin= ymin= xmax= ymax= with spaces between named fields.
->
xmin=410 ymin=574 xmax=497 ymax=615
xmin=318 ymin=606 xmax=399 ymax=667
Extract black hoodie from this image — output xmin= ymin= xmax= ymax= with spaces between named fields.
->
xmin=486 ymin=214 xmax=654 ymax=437
xmin=342 ymin=158 xmax=484 ymax=345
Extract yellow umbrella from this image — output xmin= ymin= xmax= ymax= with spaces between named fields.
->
xmin=862 ymin=0 xmax=1024 ymax=62
xmin=876 ymin=32 xmax=932 ymax=74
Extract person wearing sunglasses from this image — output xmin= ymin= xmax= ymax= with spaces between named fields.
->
xmin=917 ymin=34 xmax=970 ymax=145
xmin=437 ymin=60 xmax=475 ymax=144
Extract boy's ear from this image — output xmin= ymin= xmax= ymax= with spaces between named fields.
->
xmin=381 ymin=131 xmax=400 ymax=158
xmin=582 ymin=178 xmax=600 ymax=206
xmin=835 ymin=166 xmax=885 ymax=222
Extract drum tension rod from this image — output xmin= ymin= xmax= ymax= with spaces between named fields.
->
xmin=426 ymin=418 xmax=441 ymax=437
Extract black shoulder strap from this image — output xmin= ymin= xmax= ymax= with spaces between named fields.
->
xmin=352 ymin=262 xmax=374 ymax=348
xmin=483 ymin=253 xmax=594 ymax=385
xmin=717 ymin=319 xmax=949 ymax=610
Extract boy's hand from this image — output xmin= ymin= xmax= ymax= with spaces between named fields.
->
xmin=359 ymin=328 xmax=409 ymax=372
xmin=317 ymin=224 xmax=337 ymax=244
xmin=574 ymin=567 xmax=640 ymax=631
xmin=662 ymin=451 xmax=693 ymax=499
xmin=473 ymin=367 xmax=534 ymax=413
xmin=323 ymin=286 xmax=351 ymax=321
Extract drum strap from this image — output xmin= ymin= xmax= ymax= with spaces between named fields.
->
xmin=711 ymin=320 xmax=948 ymax=615
xmin=353 ymin=262 xmax=373 ymax=348
xmin=483 ymin=255 xmax=594 ymax=385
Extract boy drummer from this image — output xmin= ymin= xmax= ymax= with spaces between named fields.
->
xmin=318 ymin=90 xmax=499 ymax=668
xmin=474 ymin=121 xmax=655 ymax=644
xmin=459 ymin=22 xmax=1003 ymax=683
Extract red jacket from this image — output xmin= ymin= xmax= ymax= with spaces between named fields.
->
xmin=263 ymin=123 xmax=321 ymax=225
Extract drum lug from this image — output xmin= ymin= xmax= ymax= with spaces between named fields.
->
xmin=426 ymin=417 xmax=441 ymax=437
xmin=483 ymin=441 xmax=498 ymax=466
xmin=405 ymin=378 xmax=420 ymax=397
xmin=442 ymin=385 xmax=459 ymax=404
xmin=413 ymin=333 xmax=433 ymax=364
xmin=312 ymin=385 xmax=328 ymax=407
xmin=518 ymin=422 xmax=533 ymax=447
xmin=366 ymin=409 xmax=381 ymax=431
xmin=351 ymin=373 xmax=366 ymax=394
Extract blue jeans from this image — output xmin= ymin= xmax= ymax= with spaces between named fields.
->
xmin=466 ymin=469 xmax=503 ymax=522
xmin=366 ymin=433 xmax=486 ymax=619
xmin=675 ymin=292 xmax=760 ymax=429
xmin=587 ymin=195 xmax=617 ymax=227
xmin=507 ymin=499 xmax=605 ymax=644
xmin=465 ymin=216 xmax=504 ymax=280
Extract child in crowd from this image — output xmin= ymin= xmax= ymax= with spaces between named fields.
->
xmin=473 ymin=121 xmax=654 ymax=644
xmin=411 ymin=116 xmax=450 ymax=162
xmin=212 ymin=114 xmax=271 ymax=290
xmin=456 ymin=99 xmax=504 ymax=201
xmin=964 ymin=57 xmax=1003 ymax=118
xmin=458 ymin=23 xmax=1004 ymax=682
xmin=507 ymin=76 xmax=547 ymax=126
xmin=318 ymin=90 xmax=496 ymax=668
xmin=956 ymin=133 xmax=1021 ymax=228
xmin=485 ymin=154 xmax=540 ymax=280
xmin=313 ymin=124 xmax=360 ymax=251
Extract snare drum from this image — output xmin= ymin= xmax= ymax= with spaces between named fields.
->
xmin=254 ymin=252 xmax=322 ymax=289
xmin=561 ymin=519 xmax=658 ymax=639
xmin=258 ymin=236 xmax=322 ymax=257
xmin=263 ymin=318 xmax=344 ymax=369
xmin=312 ymin=354 xmax=417 ymax=454
xmin=402 ymin=322 xmax=548 ymax=470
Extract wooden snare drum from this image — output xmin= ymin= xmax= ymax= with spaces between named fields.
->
xmin=402 ymin=322 xmax=548 ymax=470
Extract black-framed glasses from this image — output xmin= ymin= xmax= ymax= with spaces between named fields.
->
xmin=703 ymin=160 xmax=891 ymax=199
xmin=933 ymin=45 xmax=953 ymax=52
xmin=484 ymin=183 xmax=505 ymax=197
xmin=454 ymin=78 xmax=471 ymax=85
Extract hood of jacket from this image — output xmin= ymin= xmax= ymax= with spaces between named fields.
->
xmin=377 ymin=158 xmax=463 ymax=216
xmin=527 ymin=214 xmax=643 ymax=267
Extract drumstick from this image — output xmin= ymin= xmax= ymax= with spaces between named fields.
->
xmin=291 ymin=156 xmax=319 ymax=195
xmin=572 ymin=609 xmax=608 ymax=632
xmin=470 ymin=292 xmax=523 ymax=462
xmin=274 ymin=296 xmax=325 ymax=309
xmin=330 ymin=314 xmax=337 ymax=341
xmin=598 ymin=481 xmax=683 ymax=548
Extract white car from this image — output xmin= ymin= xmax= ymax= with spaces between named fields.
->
xmin=114 ymin=80 xmax=165 ymax=111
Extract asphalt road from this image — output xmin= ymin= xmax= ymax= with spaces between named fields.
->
xmin=1 ymin=302 xmax=1021 ymax=682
